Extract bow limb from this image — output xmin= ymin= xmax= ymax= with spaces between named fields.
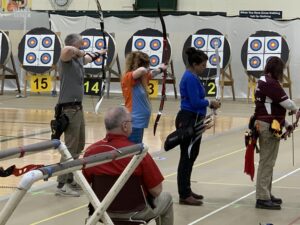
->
xmin=211 ymin=40 xmax=221 ymax=134
xmin=94 ymin=0 xmax=107 ymax=114
xmin=0 ymin=165 xmax=15 ymax=177
xmin=0 ymin=164 xmax=44 ymax=177
xmin=153 ymin=0 xmax=168 ymax=136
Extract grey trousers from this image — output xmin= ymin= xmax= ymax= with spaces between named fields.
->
xmin=57 ymin=108 xmax=85 ymax=184
xmin=256 ymin=120 xmax=280 ymax=200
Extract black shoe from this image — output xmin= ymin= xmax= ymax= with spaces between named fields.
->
xmin=256 ymin=199 xmax=281 ymax=210
xmin=191 ymin=191 xmax=204 ymax=200
xmin=271 ymin=195 xmax=282 ymax=205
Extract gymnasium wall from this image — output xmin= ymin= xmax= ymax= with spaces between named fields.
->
xmin=31 ymin=0 xmax=300 ymax=20
xmin=49 ymin=14 xmax=300 ymax=99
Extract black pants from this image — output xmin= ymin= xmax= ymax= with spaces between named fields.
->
xmin=175 ymin=110 xmax=204 ymax=199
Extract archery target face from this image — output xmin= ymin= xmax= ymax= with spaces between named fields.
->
xmin=39 ymin=51 xmax=54 ymax=67
xmin=80 ymin=29 xmax=117 ymax=75
xmin=18 ymin=27 xmax=61 ymax=74
xmin=245 ymin=35 xmax=284 ymax=72
xmin=248 ymin=37 xmax=265 ymax=53
xmin=23 ymin=34 xmax=56 ymax=66
xmin=133 ymin=38 xmax=146 ymax=50
xmin=265 ymin=36 xmax=282 ymax=54
xmin=207 ymin=51 xmax=224 ymax=69
xmin=247 ymin=54 xmax=264 ymax=71
xmin=207 ymin=35 xmax=224 ymax=52
xmin=264 ymin=54 xmax=281 ymax=67
xmin=192 ymin=35 xmax=208 ymax=51
xmin=91 ymin=56 xmax=106 ymax=68
xmin=23 ymin=50 xmax=38 ymax=66
xmin=25 ymin=35 xmax=40 ymax=50
xmin=81 ymin=36 xmax=93 ymax=52
xmin=150 ymin=39 xmax=162 ymax=51
xmin=40 ymin=35 xmax=55 ymax=51
xmin=132 ymin=36 xmax=163 ymax=69
xmin=94 ymin=36 xmax=109 ymax=50
xmin=149 ymin=54 xmax=160 ymax=67
xmin=191 ymin=34 xmax=225 ymax=68
xmin=83 ymin=36 xmax=109 ymax=69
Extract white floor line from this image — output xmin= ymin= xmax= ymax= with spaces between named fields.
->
xmin=188 ymin=167 xmax=300 ymax=225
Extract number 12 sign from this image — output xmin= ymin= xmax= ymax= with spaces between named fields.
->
xmin=202 ymin=79 xmax=216 ymax=97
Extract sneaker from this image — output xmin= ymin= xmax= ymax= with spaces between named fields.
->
xmin=55 ymin=184 xmax=80 ymax=197
xmin=70 ymin=182 xmax=83 ymax=191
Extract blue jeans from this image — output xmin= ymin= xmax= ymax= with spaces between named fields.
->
xmin=128 ymin=127 xmax=144 ymax=144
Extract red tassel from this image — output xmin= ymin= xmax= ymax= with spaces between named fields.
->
xmin=244 ymin=138 xmax=256 ymax=181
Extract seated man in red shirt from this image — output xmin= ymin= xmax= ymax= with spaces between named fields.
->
xmin=83 ymin=106 xmax=173 ymax=225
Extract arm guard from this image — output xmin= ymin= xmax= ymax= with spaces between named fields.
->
xmin=85 ymin=52 xmax=103 ymax=62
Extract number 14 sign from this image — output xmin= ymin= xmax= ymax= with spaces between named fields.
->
xmin=84 ymin=77 xmax=102 ymax=96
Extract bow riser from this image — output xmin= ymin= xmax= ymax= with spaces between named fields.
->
xmin=94 ymin=0 xmax=107 ymax=114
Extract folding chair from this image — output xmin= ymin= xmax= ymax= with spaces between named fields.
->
xmin=90 ymin=175 xmax=156 ymax=225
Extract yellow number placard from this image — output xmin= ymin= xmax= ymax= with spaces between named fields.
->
xmin=148 ymin=80 xmax=159 ymax=98
xmin=30 ymin=75 xmax=52 ymax=92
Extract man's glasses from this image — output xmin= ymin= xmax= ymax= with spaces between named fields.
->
xmin=123 ymin=120 xmax=132 ymax=123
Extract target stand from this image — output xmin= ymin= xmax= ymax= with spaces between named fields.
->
xmin=104 ymin=33 xmax=122 ymax=98
xmin=182 ymin=29 xmax=235 ymax=100
xmin=220 ymin=64 xmax=235 ymax=100
xmin=125 ymin=28 xmax=178 ymax=99
xmin=0 ymin=31 xmax=21 ymax=95
xmin=241 ymin=31 xmax=291 ymax=102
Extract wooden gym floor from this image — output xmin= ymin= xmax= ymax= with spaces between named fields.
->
xmin=0 ymin=92 xmax=300 ymax=225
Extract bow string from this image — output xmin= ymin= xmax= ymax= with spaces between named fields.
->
xmin=214 ymin=40 xmax=221 ymax=106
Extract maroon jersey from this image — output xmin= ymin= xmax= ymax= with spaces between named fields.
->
xmin=254 ymin=75 xmax=288 ymax=124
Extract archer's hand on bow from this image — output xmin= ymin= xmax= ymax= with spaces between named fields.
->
xmin=151 ymin=63 xmax=168 ymax=78
xmin=294 ymin=109 xmax=300 ymax=128
xmin=95 ymin=48 xmax=108 ymax=56
xmin=282 ymin=124 xmax=294 ymax=140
